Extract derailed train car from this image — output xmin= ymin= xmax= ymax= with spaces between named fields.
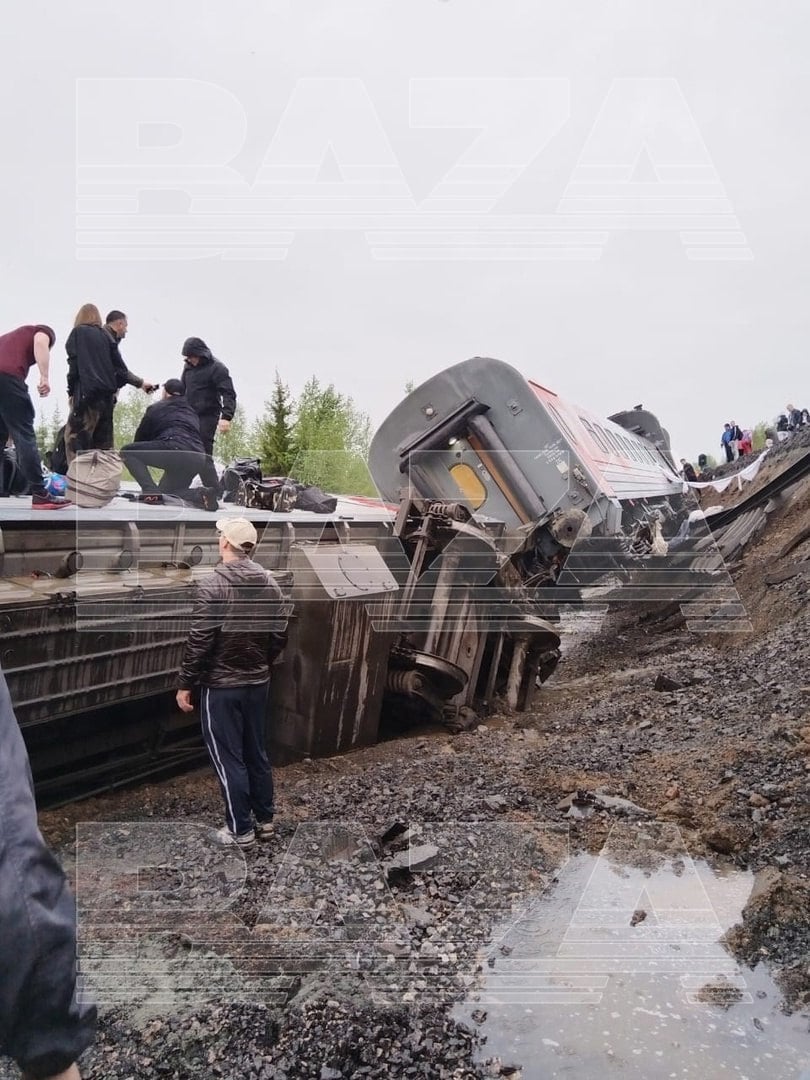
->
xmin=0 ymin=356 xmax=690 ymax=796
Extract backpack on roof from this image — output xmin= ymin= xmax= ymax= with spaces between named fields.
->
xmin=239 ymin=478 xmax=298 ymax=513
xmin=221 ymin=457 xmax=263 ymax=502
xmin=66 ymin=449 xmax=123 ymax=508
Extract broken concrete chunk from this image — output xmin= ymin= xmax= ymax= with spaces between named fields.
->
xmin=557 ymin=790 xmax=652 ymax=818
xmin=654 ymin=673 xmax=685 ymax=692
xmin=399 ymin=903 xmax=435 ymax=928
xmin=386 ymin=844 xmax=440 ymax=874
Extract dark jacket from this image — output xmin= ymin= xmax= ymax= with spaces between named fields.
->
xmin=178 ymin=558 xmax=286 ymax=690
xmin=104 ymin=325 xmax=143 ymax=389
xmin=66 ymin=324 xmax=129 ymax=400
xmin=0 ymin=668 xmax=96 ymax=1076
xmin=180 ymin=346 xmax=236 ymax=422
xmin=133 ymin=396 xmax=205 ymax=452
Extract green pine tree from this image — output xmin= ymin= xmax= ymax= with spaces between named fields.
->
xmin=34 ymin=411 xmax=50 ymax=457
xmin=256 ymin=372 xmax=295 ymax=475
xmin=215 ymin=405 xmax=255 ymax=464
xmin=112 ymin=387 xmax=151 ymax=449
xmin=289 ymin=377 xmax=374 ymax=495
xmin=752 ymin=421 xmax=769 ymax=451
xmin=49 ymin=401 xmax=64 ymax=445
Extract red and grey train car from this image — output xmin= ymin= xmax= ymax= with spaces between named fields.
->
xmin=368 ymin=355 xmax=685 ymax=590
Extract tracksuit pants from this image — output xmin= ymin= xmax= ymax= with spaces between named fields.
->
xmin=200 ymin=682 xmax=275 ymax=836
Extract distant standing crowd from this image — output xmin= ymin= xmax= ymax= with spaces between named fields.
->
xmin=678 ymin=403 xmax=808 ymax=482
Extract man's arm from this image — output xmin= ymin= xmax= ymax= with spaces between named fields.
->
xmin=215 ymin=363 xmax=236 ymax=423
xmin=177 ymin=579 xmax=224 ymax=692
xmin=124 ymin=369 xmax=158 ymax=393
xmin=32 ymin=330 xmax=51 ymax=398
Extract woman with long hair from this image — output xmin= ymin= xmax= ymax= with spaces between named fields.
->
xmin=64 ymin=303 xmax=152 ymax=461
xmin=72 ymin=303 xmax=103 ymax=329
xmin=64 ymin=302 xmax=123 ymax=459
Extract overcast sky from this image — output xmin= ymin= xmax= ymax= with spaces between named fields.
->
xmin=1 ymin=0 xmax=806 ymax=463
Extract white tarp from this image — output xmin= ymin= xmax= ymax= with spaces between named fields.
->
xmin=666 ymin=448 xmax=772 ymax=494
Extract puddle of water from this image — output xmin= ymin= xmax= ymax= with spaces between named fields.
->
xmin=456 ymin=847 xmax=810 ymax=1080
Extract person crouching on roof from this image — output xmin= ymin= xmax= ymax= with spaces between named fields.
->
xmin=119 ymin=380 xmax=211 ymax=505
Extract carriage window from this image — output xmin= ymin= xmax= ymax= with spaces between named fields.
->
xmin=579 ymin=416 xmax=610 ymax=455
xmin=547 ymin=401 xmax=577 ymax=444
xmin=623 ymin=435 xmax=643 ymax=463
xmin=592 ymin=423 xmax=614 ymax=455
xmin=448 ymin=463 xmax=487 ymax=509
xmin=604 ymin=429 xmax=625 ymax=458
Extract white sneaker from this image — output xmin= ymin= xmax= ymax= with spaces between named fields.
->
xmin=254 ymin=821 xmax=274 ymax=840
xmin=215 ymin=826 xmax=256 ymax=849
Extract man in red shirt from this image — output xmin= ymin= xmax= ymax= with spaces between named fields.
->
xmin=0 ymin=324 xmax=70 ymax=508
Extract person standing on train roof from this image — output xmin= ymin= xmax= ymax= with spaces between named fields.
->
xmin=176 ymin=518 xmax=287 ymax=849
xmin=0 ymin=323 xmax=70 ymax=508
xmin=179 ymin=337 xmax=236 ymax=492
xmin=64 ymin=304 xmax=156 ymax=462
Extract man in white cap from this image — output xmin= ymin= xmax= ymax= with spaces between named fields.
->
xmin=176 ymin=518 xmax=287 ymax=848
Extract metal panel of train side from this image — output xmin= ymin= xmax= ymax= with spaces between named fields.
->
xmin=269 ymin=543 xmax=398 ymax=762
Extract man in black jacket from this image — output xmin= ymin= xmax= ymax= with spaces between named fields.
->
xmin=65 ymin=316 xmax=155 ymax=461
xmin=0 ymin=666 xmax=96 ymax=1078
xmin=176 ymin=518 xmax=286 ymax=848
xmin=103 ymin=309 xmax=156 ymax=397
xmin=120 ymin=379 xmax=208 ymax=501
xmin=180 ymin=337 xmax=236 ymax=490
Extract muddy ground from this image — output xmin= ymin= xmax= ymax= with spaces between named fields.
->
xmin=13 ymin=463 xmax=810 ymax=1079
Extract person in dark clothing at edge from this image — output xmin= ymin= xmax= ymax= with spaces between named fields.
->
xmin=103 ymin=309 xmax=128 ymax=348
xmin=180 ymin=337 xmax=236 ymax=490
xmin=680 ymin=458 xmax=698 ymax=483
xmin=64 ymin=304 xmax=156 ymax=462
xmin=0 ymin=323 xmax=70 ymax=508
xmin=120 ymin=379 xmax=211 ymax=504
xmin=0 ymin=666 xmax=96 ymax=1078
xmin=176 ymin=518 xmax=286 ymax=849
xmin=103 ymin=309 xmax=155 ymax=400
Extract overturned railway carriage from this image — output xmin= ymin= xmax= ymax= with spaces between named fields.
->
xmin=1 ymin=356 xmax=688 ymax=798
xmin=369 ymin=356 xmax=685 ymax=592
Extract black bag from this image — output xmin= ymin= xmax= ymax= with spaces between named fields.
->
xmin=221 ymin=458 xmax=262 ymax=502
xmin=295 ymin=484 xmax=337 ymax=514
xmin=1 ymin=448 xmax=28 ymax=496
xmin=44 ymin=425 xmax=68 ymax=477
